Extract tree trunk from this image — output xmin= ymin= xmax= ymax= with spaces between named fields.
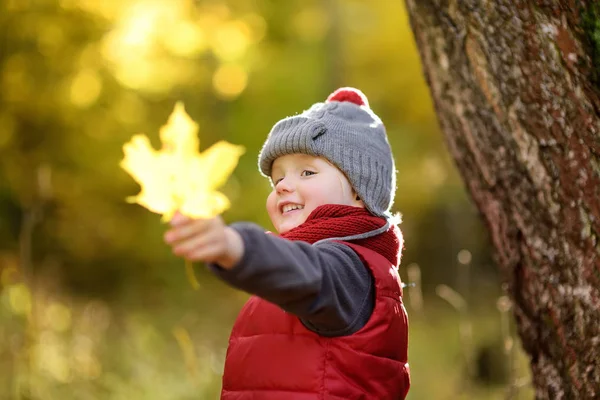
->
xmin=404 ymin=1 xmax=600 ymax=398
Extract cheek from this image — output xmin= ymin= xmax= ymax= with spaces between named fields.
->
xmin=324 ymin=177 xmax=347 ymax=201
xmin=335 ymin=176 xmax=356 ymax=205
xmin=308 ymin=177 xmax=353 ymax=207
xmin=266 ymin=191 xmax=278 ymax=219
xmin=301 ymin=188 xmax=329 ymax=212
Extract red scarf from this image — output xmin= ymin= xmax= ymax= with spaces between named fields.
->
xmin=279 ymin=204 xmax=403 ymax=266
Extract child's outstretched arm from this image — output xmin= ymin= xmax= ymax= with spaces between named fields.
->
xmin=164 ymin=216 xmax=374 ymax=336
xmin=164 ymin=213 xmax=374 ymax=336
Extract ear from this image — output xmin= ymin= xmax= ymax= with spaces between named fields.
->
xmin=353 ymin=192 xmax=365 ymax=208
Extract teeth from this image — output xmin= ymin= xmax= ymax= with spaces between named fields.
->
xmin=282 ymin=204 xmax=304 ymax=213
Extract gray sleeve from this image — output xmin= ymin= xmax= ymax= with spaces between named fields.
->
xmin=208 ymin=222 xmax=374 ymax=336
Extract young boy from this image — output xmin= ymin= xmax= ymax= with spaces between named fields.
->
xmin=164 ymin=87 xmax=410 ymax=399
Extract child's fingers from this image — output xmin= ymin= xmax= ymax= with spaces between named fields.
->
xmin=186 ymin=236 xmax=227 ymax=263
xmin=164 ymin=216 xmax=228 ymax=262
xmin=187 ymin=246 xmax=222 ymax=263
xmin=170 ymin=218 xmax=220 ymax=252
xmin=174 ymin=233 xmax=223 ymax=260
xmin=165 ymin=218 xmax=209 ymax=244
xmin=170 ymin=211 xmax=191 ymax=227
xmin=172 ymin=234 xmax=205 ymax=257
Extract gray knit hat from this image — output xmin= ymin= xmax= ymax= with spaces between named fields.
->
xmin=258 ymin=87 xmax=396 ymax=220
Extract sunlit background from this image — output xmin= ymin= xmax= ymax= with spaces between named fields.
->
xmin=0 ymin=0 xmax=534 ymax=398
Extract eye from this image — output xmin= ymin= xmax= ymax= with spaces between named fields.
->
xmin=301 ymin=170 xmax=316 ymax=177
xmin=272 ymin=176 xmax=283 ymax=185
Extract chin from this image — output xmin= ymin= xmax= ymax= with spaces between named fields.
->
xmin=278 ymin=220 xmax=301 ymax=234
xmin=276 ymin=211 xmax=309 ymax=234
xmin=277 ymin=224 xmax=294 ymax=234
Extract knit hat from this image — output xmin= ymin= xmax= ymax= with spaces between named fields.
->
xmin=258 ymin=87 xmax=397 ymax=220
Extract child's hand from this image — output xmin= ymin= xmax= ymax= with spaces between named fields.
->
xmin=164 ymin=212 xmax=244 ymax=270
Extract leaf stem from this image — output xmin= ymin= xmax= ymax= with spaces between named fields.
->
xmin=185 ymin=259 xmax=200 ymax=290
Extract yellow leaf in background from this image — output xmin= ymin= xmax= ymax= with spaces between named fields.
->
xmin=120 ymin=102 xmax=245 ymax=221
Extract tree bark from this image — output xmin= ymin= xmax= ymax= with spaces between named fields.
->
xmin=404 ymin=1 xmax=600 ymax=398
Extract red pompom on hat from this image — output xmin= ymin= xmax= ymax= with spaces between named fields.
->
xmin=326 ymin=87 xmax=369 ymax=107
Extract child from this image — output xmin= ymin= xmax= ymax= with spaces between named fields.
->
xmin=164 ymin=87 xmax=410 ymax=399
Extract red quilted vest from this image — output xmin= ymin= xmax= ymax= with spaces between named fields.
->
xmin=220 ymin=241 xmax=410 ymax=400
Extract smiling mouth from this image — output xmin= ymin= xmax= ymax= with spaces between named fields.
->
xmin=281 ymin=204 xmax=304 ymax=214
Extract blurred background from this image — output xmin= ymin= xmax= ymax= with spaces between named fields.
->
xmin=0 ymin=0 xmax=534 ymax=398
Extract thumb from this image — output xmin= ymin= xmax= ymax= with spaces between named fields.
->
xmin=170 ymin=210 xmax=190 ymax=226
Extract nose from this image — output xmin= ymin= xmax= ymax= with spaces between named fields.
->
xmin=275 ymin=177 xmax=294 ymax=194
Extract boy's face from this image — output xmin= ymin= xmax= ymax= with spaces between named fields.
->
xmin=266 ymin=154 xmax=363 ymax=234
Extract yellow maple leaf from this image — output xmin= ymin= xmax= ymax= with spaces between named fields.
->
xmin=120 ymin=102 xmax=245 ymax=222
